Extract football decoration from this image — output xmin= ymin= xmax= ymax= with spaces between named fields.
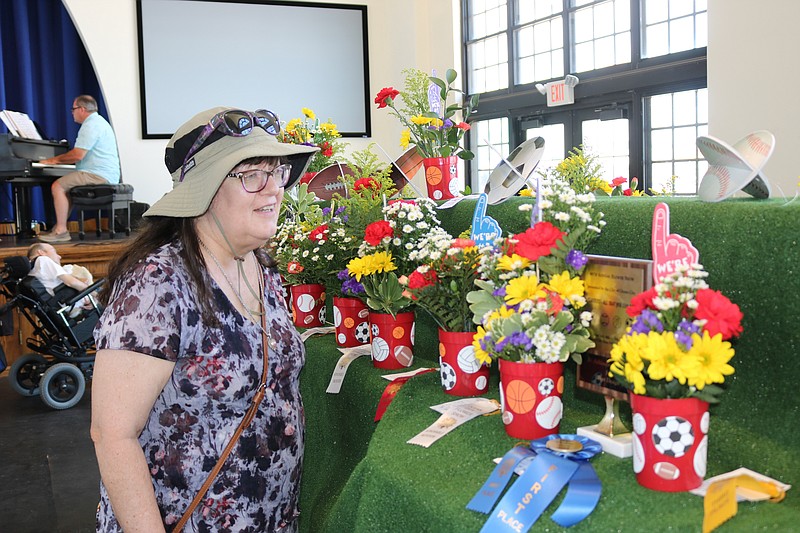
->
xmin=305 ymin=162 xmax=355 ymax=201
xmin=652 ymin=416 xmax=695 ymax=458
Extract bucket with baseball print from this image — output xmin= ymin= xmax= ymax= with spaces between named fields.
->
xmin=498 ymin=359 xmax=564 ymax=439
xmin=368 ymin=311 xmax=415 ymax=370
xmin=422 ymin=156 xmax=459 ymax=201
xmin=438 ymin=329 xmax=489 ymax=397
xmin=290 ymin=283 xmax=326 ymax=328
xmin=629 ymin=394 xmax=709 ymax=492
xmin=333 ymin=297 xmax=370 ymax=347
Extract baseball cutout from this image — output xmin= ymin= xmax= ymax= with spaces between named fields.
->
xmin=394 ymin=345 xmax=414 ymax=367
xmin=433 ymin=189 xmax=443 ymax=200
xmin=535 ymin=396 xmax=563 ymax=429
xmin=296 ymin=293 xmax=316 ymax=313
xmin=632 ymin=413 xmax=647 ymax=435
xmin=700 ymin=411 xmax=710 ymax=434
xmin=632 ymin=433 xmax=645 ymax=473
xmin=372 ymin=337 xmax=389 ymax=361
xmin=502 ymin=411 xmax=514 ymax=425
xmin=333 ymin=306 xmax=342 ymax=327
xmin=456 ymin=345 xmax=482 ymax=374
xmin=337 ymin=333 xmax=346 ymax=344
xmin=654 ymin=462 xmax=680 ymax=481
xmin=475 ymin=375 xmax=488 ymax=392
xmin=694 ymin=435 xmax=708 ymax=478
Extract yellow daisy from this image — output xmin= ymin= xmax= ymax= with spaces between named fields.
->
xmin=496 ymin=254 xmax=532 ymax=271
xmin=319 ymin=122 xmax=338 ymax=135
xmin=472 ymin=326 xmax=493 ymax=366
xmin=285 ymin=118 xmax=301 ymax=132
xmin=400 ymin=129 xmax=411 ymax=149
xmin=546 ymin=271 xmax=585 ymax=304
xmin=410 ymin=115 xmax=433 ymax=126
xmin=644 ymin=332 xmax=698 ymax=385
xmin=685 ymin=332 xmax=735 ymax=389
xmin=505 ymin=275 xmax=546 ymax=305
xmin=302 ymin=107 xmax=316 ymax=119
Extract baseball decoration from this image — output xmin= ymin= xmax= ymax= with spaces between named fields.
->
xmin=696 ymin=130 xmax=773 ymax=203
xmin=332 ymin=297 xmax=369 ymax=348
xmin=629 ymin=394 xmax=710 ymax=492
xmin=289 ymin=284 xmax=326 ymax=328
xmin=437 ymin=330 xmax=489 ymax=396
xmin=368 ymin=311 xmax=415 ymax=370
xmin=498 ymin=359 xmax=565 ymax=439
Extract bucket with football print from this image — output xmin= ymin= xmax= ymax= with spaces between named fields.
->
xmin=368 ymin=311 xmax=415 ymax=370
xmin=498 ymin=359 xmax=564 ymax=439
xmin=422 ymin=156 xmax=459 ymax=201
xmin=629 ymin=394 xmax=709 ymax=492
xmin=438 ymin=329 xmax=489 ymax=396
xmin=290 ymin=283 xmax=326 ymax=328
xmin=333 ymin=297 xmax=370 ymax=347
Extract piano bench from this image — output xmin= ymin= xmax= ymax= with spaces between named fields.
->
xmin=69 ymin=183 xmax=135 ymax=239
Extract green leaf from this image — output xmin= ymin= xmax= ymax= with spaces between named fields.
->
xmin=429 ymin=77 xmax=447 ymax=92
xmin=445 ymin=68 xmax=457 ymax=84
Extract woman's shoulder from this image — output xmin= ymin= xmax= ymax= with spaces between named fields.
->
xmin=118 ymin=241 xmax=190 ymax=290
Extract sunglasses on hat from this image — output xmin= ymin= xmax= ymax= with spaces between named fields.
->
xmin=179 ymin=109 xmax=281 ymax=182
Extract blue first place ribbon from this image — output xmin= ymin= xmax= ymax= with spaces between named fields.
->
xmin=468 ymin=434 xmax=603 ymax=532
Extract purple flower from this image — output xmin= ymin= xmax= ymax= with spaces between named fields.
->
xmin=337 ymin=269 xmax=350 ymax=281
xmin=335 ymin=206 xmax=347 ymax=215
xmin=442 ymin=118 xmax=453 ymax=129
xmin=492 ymin=287 xmax=507 ymax=298
xmin=322 ymin=207 xmax=332 ymax=216
xmin=629 ymin=309 xmax=663 ymax=335
xmin=496 ymin=331 xmax=534 ymax=352
xmin=341 ymin=277 xmax=365 ymax=296
xmin=566 ymin=249 xmax=589 ymax=270
xmin=675 ymin=320 xmax=700 ymax=350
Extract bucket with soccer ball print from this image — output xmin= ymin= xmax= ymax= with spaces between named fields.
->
xmin=498 ymin=359 xmax=564 ymax=439
xmin=422 ymin=156 xmax=459 ymax=200
xmin=438 ymin=329 xmax=489 ymax=396
xmin=629 ymin=394 xmax=709 ymax=492
xmin=290 ymin=283 xmax=326 ymax=328
xmin=333 ymin=297 xmax=370 ymax=347
xmin=368 ymin=311 xmax=415 ymax=370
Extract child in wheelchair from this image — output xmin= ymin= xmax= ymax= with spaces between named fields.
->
xmin=1 ymin=254 xmax=104 ymax=410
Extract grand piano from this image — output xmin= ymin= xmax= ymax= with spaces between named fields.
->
xmin=0 ymin=133 xmax=74 ymax=239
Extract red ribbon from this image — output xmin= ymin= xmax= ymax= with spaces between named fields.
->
xmin=374 ymin=369 xmax=437 ymax=422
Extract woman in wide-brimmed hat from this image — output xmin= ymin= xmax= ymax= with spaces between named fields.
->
xmin=90 ymin=107 xmax=318 ymax=532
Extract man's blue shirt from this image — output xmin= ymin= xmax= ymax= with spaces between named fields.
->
xmin=75 ymin=112 xmax=120 ymax=183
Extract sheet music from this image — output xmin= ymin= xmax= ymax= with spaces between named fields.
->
xmin=0 ymin=110 xmax=42 ymax=140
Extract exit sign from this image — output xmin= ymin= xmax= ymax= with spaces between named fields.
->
xmin=545 ymin=81 xmax=575 ymax=107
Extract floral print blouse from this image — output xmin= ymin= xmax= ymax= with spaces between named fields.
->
xmin=94 ymin=241 xmax=305 ymax=532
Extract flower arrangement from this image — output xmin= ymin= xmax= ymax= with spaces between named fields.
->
xmin=347 ymin=198 xmax=452 ymax=316
xmin=608 ymin=264 xmax=743 ymax=403
xmin=405 ymin=237 xmax=484 ymax=332
xmin=278 ymin=107 xmax=347 ymax=173
xmin=538 ymin=146 xmax=607 ymax=194
xmin=609 ymin=176 xmax=646 ymax=196
xmin=468 ymin=174 xmax=605 ymax=365
xmin=374 ymin=68 xmax=479 ymax=160
xmin=269 ymin=183 xmax=332 ymax=285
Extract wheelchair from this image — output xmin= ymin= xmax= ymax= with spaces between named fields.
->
xmin=1 ymin=255 xmax=104 ymax=410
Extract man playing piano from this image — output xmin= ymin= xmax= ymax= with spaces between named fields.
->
xmin=37 ymin=94 xmax=120 ymax=242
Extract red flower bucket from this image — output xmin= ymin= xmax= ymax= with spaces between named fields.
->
xmin=498 ymin=359 xmax=564 ymax=440
xmin=422 ymin=156 xmax=459 ymax=201
xmin=438 ymin=329 xmax=489 ymax=396
xmin=333 ymin=297 xmax=370 ymax=347
xmin=368 ymin=311 xmax=415 ymax=370
xmin=290 ymin=283 xmax=326 ymax=328
xmin=630 ymin=394 xmax=709 ymax=492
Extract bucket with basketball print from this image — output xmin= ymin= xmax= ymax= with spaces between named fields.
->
xmin=629 ymin=394 xmax=709 ymax=492
xmin=438 ymin=329 xmax=489 ymax=396
xmin=368 ymin=311 xmax=415 ymax=370
xmin=333 ymin=297 xmax=371 ymax=347
xmin=290 ymin=283 xmax=326 ymax=328
xmin=422 ymin=156 xmax=459 ymax=201
xmin=498 ymin=359 xmax=564 ymax=439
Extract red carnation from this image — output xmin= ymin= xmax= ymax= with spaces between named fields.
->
xmin=511 ymin=222 xmax=565 ymax=261
xmin=374 ymin=87 xmax=399 ymax=109
xmin=364 ymin=220 xmax=394 ymax=246
xmin=300 ymin=172 xmax=316 ymax=185
xmin=694 ymin=288 xmax=743 ymax=340
xmin=287 ymin=261 xmax=304 ymax=274
xmin=612 ymin=176 xmax=627 ymax=187
xmin=407 ymin=268 xmax=439 ymax=291
xmin=627 ymin=286 xmax=658 ymax=317
xmin=354 ymin=177 xmax=379 ymax=191
xmin=309 ymin=224 xmax=328 ymax=243
xmin=623 ymin=189 xmax=633 ymax=196
xmin=452 ymin=238 xmax=476 ymax=249
xmin=455 ymin=122 xmax=471 ymax=131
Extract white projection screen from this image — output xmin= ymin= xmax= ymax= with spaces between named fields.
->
xmin=136 ymin=0 xmax=370 ymax=138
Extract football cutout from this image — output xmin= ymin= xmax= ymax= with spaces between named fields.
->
xmin=653 ymin=461 xmax=681 ymax=481
xmin=389 ymin=147 xmax=423 ymax=191
xmin=306 ymin=162 xmax=356 ymax=201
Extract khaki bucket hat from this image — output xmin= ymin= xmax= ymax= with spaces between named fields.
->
xmin=144 ymin=106 xmax=319 ymax=218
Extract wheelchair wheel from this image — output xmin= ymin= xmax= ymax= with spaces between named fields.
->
xmin=9 ymin=353 xmax=48 ymax=396
xmin=40 ymin=363 xmax=86 ymax=410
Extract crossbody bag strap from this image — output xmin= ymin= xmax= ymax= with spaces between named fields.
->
xmin=174 ymin=313 xmax=270 ymax=532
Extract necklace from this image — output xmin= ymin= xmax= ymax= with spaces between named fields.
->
xmin=200 ymin=240 xmax=278 ymax=351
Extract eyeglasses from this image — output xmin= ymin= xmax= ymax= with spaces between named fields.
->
xmin=71 ymin=106 xmax=82 ymax=111
xmin=226 ymin=165 xmax=292 ymax=193
xmin=180 ymin=109 xmax=281 ymax=182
